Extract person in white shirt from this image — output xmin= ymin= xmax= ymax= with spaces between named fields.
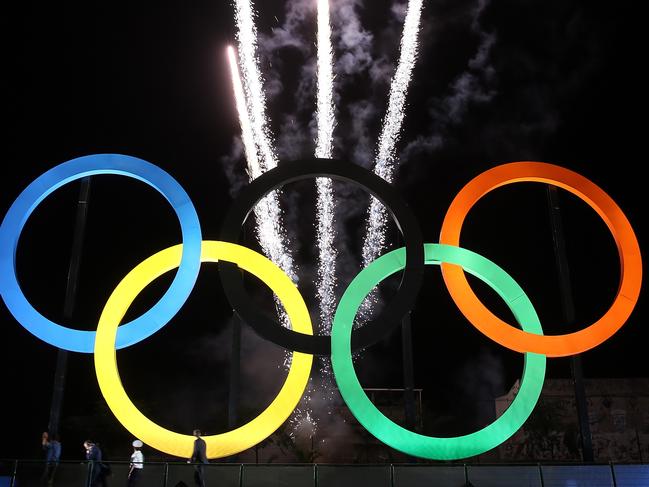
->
xmin=128 ymin=440 xmax=144 ymax=487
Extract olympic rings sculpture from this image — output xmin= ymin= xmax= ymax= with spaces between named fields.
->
xmin=0 ymin=154 xmax=642 ymax=460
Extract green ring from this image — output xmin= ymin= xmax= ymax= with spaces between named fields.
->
xmin=331 ymin=244 xmax=546 ymax=460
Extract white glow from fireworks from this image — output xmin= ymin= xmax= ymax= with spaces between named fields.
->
xmin=315 ymin=0 xmax=335 ymax=160
xmin=362 ymin=0 xmax=423 ymax=270
xmin=233 ymin=0 xmax=279 ymax=173
xmin=228 ymin=46 xmax=292 ymax=292
xmin=315 ymin=0 xmax=337 ymax=337
xmin=228 ymin=0 xmax=424 ymax=436
xmin=233 ymin=0 xmax=297 ymax=298
xmin=228 ymin=46 xmax=262 ymax=178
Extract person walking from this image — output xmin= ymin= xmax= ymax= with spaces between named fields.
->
xmin=127 ymin=440 xmax=144 ymax=487
xmin=188 ymin=430 xmax=208 ymax=487
xmin=84 ymin=440 xmax=109 ymax=487
xmin=41 ymin=432 xmax=61 ymax=486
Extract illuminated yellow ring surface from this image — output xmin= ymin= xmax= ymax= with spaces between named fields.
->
xmin=94 ymin=241 xmax=313 ymax=459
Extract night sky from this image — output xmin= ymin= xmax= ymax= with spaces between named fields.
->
xmin=1 ymin=0 xmax=647 ymax=462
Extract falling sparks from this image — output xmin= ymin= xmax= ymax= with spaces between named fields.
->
xmin=227 ymin=46 xmax=262 ymax=179
xmin=228 ymin=0 xmax=424 ymax=438
xmin=313 ymin=0 xmax=338 ymax=408
xmin=288 ymin=406 xmax=318 ymax=439
xmin=233 ymin=0 xmax=279 ymax=173
xmin=361 ymin=0 xmax=424 ymax=272
xmin=232 ymin=0 xmax=297 ymax=294
xmin=315 ymin=0 xmax=337 ymax=336
xmin=227 ymin=46 xmax=288 ymax=276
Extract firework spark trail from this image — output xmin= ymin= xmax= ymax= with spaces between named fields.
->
xmin=361 ymin=0 xmax=423 ymax=296
xmin=313 ymin=0 xmax=338 ymax=408
xmin=233 ymin=0 xmax=278 ymax=172
xmin=315 ymin=0 xmax=337 ymax=338
xmin=228 ymin=46 xmax=288 ymax=275
xmin=233 ymin=0 xmax=297 ymax=297
xmin=227 ymin=46 xmax=262 ymax=178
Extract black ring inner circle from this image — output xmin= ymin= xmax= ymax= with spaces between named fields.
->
xmin=219 ymin=158 xmax=424 ymax=355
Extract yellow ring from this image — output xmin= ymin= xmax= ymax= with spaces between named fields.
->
xmin=94 ymin=241 xmax=313 ymax=458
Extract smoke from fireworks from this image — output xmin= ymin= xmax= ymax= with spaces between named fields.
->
xmin=228 ymin=0 xmax=424 ymax=438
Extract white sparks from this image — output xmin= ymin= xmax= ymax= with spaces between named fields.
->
xmin=315 ymin=0 xmax=335 ymax=160
xmin=227 ymin=46 xmax=290 ymax=276
xmin=227 ymin=46 xmax=262 ymax=179
xmin=233 ymin=0 xmax=279 ymax=173
xmin=228 ymin=0 xmax=423 ymax=435
xmin=315 ymin=0 xmax=337 ymax=337
xmin=233 ymin=0 xmax=297 ymax=294
xmin=362 ymin=0 xmax=423 ymax=271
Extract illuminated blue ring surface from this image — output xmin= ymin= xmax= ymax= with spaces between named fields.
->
xmin=0 ymin=154 xmax=202 ymax=353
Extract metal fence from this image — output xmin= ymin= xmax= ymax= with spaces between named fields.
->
xmin=1 ymin=460 xmax=648 ymax=487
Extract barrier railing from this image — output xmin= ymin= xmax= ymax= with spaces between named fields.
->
xmin=1 ymin=459 xmax=648 ymax=487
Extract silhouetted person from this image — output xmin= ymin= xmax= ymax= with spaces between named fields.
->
xmin=41 ymin=432 xmax=61 ymax=486
xmin=188 ymin=430 xmax=208 ymax=487
xmin=84 ymin=440 xmax=109 ymax=487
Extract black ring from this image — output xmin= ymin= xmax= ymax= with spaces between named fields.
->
xmin=219 ymin=158 xmax=424 ymax=355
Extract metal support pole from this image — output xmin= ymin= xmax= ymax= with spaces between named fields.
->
xmin=401 ymin=313 xmax=417 ymax=430
xmin=228 ymin=314 xmax=241 ymax=429
xmin=163 ymin=462 xmax=169 ymax=487
xmin=390 ymin=464 xmax=395 ymax=487
xmin=538 ymin=463 xmax=545 ymax=487
xmin=48 ymin=177 xmax=91 ymax=438
xmin=546 ymin=185 xmax=594 ymax=461
xmin=313 ymin=463 xmax=318 ymax=487
xmin=238 ymin=464 xmax=244 ymax=487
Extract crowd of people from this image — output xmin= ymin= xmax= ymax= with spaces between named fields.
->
xmin=40 ymin=429 xmax=209 ymax=487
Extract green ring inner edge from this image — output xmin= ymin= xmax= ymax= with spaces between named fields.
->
xmin=331 ymin=243 xmax=547 ymax=460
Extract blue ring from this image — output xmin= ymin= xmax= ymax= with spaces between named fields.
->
xmin=0 ymin=154 xmax=202 ymax=352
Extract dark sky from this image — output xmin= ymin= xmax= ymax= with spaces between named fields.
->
xmin=1 ymin=0 xmax=647 ymax=461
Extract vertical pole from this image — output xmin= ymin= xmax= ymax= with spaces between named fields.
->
xmin=313 ymin=464 xmax=318 ymax=487
xmin=390 ymin=464 xmax=394 ymax=487
xmin=418 ymin=390 xmax=423 ymax=431
xmin=397 ymin=228 xmax=417 ymax=434
xmin=546 ymin=185 xmax=594 ymax=462
xmin=163 ymin=462 xmax=169 ymax=487
xmin=538 ymin=463 xmax=545 ymax=487
xmin=238 ymin=464 xmax=244 ymax=487
xmin=48 ymin=177 xmax=91 ymax=438
xmin=401 ymin=313 xmax=417 ymax=430
xmin=228 ymin=225 xmax=244 ymax=438
xmin=401 ymin=313 xmax=417 ymax=464
xmin=228 ymin=314 xmax=241 ymax=429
